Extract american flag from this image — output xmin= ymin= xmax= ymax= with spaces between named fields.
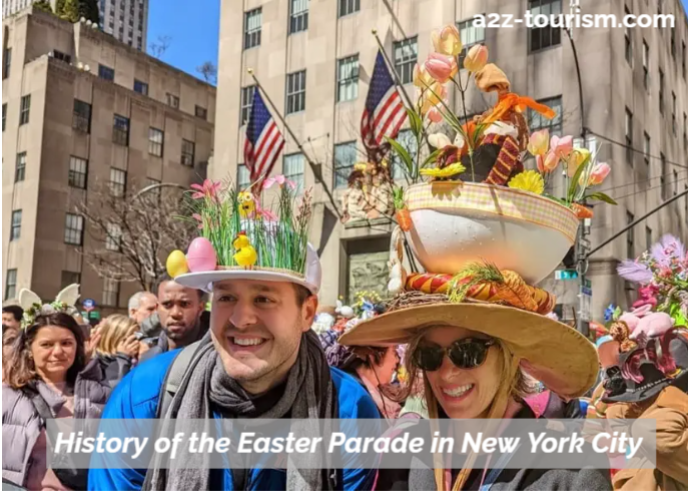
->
xmin=360 ymin=50 xmax=407 ymax=150
xmin=244 ymin=89 xmax=285 ymax=183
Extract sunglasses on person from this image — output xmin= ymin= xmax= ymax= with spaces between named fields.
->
xmin=412 ymin=337 xmax=495 ymax=372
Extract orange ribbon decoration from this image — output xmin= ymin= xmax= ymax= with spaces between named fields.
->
xmin=482 ymin=92 xmax=556 ymax=127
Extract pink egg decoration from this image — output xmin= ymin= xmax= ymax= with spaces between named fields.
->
xmin=186 ymin=237 xmax=217 ymax=272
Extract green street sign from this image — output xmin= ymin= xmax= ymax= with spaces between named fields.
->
xmin=555 ymin=269 xmax=579 ymax=280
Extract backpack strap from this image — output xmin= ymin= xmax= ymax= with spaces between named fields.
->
xmin=155 ymin=340 xmax=202 ymax=418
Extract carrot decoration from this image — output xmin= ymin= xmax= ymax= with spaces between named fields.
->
xmin=396 ymin=208 xmax=412 ymax=232
xmin=571 ymin=203 xmax=594 ymax=219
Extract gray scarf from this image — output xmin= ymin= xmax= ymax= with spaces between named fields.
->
xmin=143 ymin=330 xmax=335 ymax=491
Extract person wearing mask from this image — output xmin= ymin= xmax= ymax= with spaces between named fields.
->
xmin=2 ymin=305 xmax=23 ymax=331
xmin=138 ymin=276 xmax=207 ymax=363
xmin=128 ymin=291 xmax=158 ymax=325
xmin=89 ymin=183 xmax=379 ymax=490
xmin=2 ymin=285 xmax=110 ymax=490
xmin=95 ymin=314 xmax=141 ymax=388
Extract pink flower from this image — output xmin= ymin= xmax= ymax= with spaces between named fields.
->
xmin=424 ymin=53 xmax=457 ymax=84
xmin=190 ymin=179 xmax=221 ymax=200
xmin=263 ymin=174 xmax=296 ymax=190
xmin=537 ymin=151 xmax=560 ymax=173
xmin=587 ymin=163 xmax=611 ymax=186
xmin=192 ymin=213 xmax=203 ymax=230
xmin=255 ymin=202 xmax=277 ymax=222
xmin=550 ymin=135 xmax=574 ymax=158
xmin=427 ymin=106 xmax=443 ymax=123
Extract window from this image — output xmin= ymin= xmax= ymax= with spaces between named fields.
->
xmin=684 ymin=113 xmax=687 ymax=147
xmin=528 ymin=0 xmax=562 ymax=52
xmin=181 ymin=139 xmax=195 ymax=166
xmin=166 ymin=93 xmax=179 ymax=109
xmin=3 ymin=47 xmax=11 ymax=79
xmin=645 ymin=226 xmax=652 ymax=249
xmin=53 ymin=50 xmax=71 ymax=64
xmin=391 ymin=129 xmax=419 ymax=180
xmin=626 ymin=211 xmax=634 ymax=258
xmin=10 ymin=210 xmax=22 ymax=241
xmin=134 ymin=79 xmax=148 ymax=95
xmin=625 ymin=108 xmax=633 ymax=166
xmin=290 ymin=0 xmax=309 ymax=34
xmin=148 ymin=127 xmax=164 ymax=157
xmin=64 ymin=214 xmax=84 ymax=245
xmin=659 ymin=69 xmax=665 ymax=114
xmin=105 ymin=223 xmax=122 ymax=251
xmin=683 ymin=41 xmax=686 ymax=79
xmin=98 ymin=64 xmax=115 ymax=81
xmin=195 ymin=105 xmax=207 ymax=120
xmin=2 ymin=103 xmax=6 ymax=131
xmin=337 ymin=55 xmax=359 ymax=102
xmin=102 ymin=278 xmax=120 ymax=306
xmin=244 ymin=8 xmax=262 ymax=49
xmin=674 ymin=169 xmax=679 ymax=196
xmin=642 ymin=40 xmax=649 ymax=89
xmin=73 ymin=99 xmax=91 ymax=133
xmin=240 ymin=86 xmax=256 ymax=125
xmin=660 ymin=153 xmax=667 ymax=200
xmin=528 ymin=96 xmax=562 ymax=136
xmin=286 ymin=70 xmax=306 ymax=114
xmin=109 ymin=168 xmax=127 ymax=197
xmin=61 ymin=270 xmax=82 ymax=289
xmin=624 ymin=7 xmax=633 ymax=65
xmin=15 ymin=152 xmax=26 ymax=182
xmin=671 ymin=27 xmax=676 ymax=58
xmin=113 ymin=115 xmax=129 ymax=146
xmin=458 ymin=17 xmax=486 ymax=65
xmin=643 ymin=132 xmax=650 ymax=166
xmin=5 ymin=270 xmax=17 ymax=301
xmin=66 ymin=156 xmax=88 ymax=189
xmin=672 ymin=92 xmax=677 ymax=135
xmin=338 ymin=0 xmax=360 ymax=17
xmin=19 ymin=95 xmax=30 ymax=125
xmin=334 ymin=141 xmax=357 ymax=189
xmin=393 ymin=37 xmax=418 ymax=85
xmin=283 ymin=153 xmax=305 ymax=193
xmin=237 ymin=164 xmax=250 ymax=190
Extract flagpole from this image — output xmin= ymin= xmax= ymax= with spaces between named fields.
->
xmin=247 ymin=69 xmax=342 ymax=220
xmin=371 ymin=29 xmax=415 ymax=111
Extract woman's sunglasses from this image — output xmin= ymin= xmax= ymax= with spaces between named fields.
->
xmin=413 ymin=338 xmax=495 ymax=372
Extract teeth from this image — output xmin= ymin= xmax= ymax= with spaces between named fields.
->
xmin=442 ymin=384 xmax=473 ymax=397
xmin=233 ymin=338 xmax=264 ymax=346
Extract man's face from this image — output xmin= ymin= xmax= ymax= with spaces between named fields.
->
xmin=157 ymin=281 xmax=204 ymax=341
xmin=130 ymin=293 xmax=158 ymax=325
xmin=211 ymin=279 xmax=317 ymax=394
xmin=2 ymin=312 xmax=20 ymax=330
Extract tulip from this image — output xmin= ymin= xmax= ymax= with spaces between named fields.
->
xmin=567 ymin=147 xmax=591 ymax=176
xmin=425 ymin=53 xmax=457 ymax=84
xmin=542 ymin=151 xmax=560 ymax=173
xmin=413 ymin=63 xmax=435 ymax=89
xmin=427 ymin=106 xmax=443 ymax=123
xmin=464 ymin=44 xmax=488 ymax=72
xmin=550 ymin=135 xmax=574 ymax=158
xmin=431 ymin=25 xmax=463 ymax=56
xmin=587 ymin=162 xmax=611 ymax=186
xmin=527 ymin=129 xmax=550 ymax=156
xmin=419 ymin=82 xmax=447 ymax=115
xmin=428 ymin=132 xmax=452 ymax=149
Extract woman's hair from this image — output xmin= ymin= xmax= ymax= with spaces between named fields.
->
xmin=4 ymin=312 xmax=86 ymax=389
xmin=398 ymin=327 xmax=537 ymax=410
xmin=96 ymin=314 xmax=139 ymax=356
xmin=341 ymin=346 xmax=389 ymax=373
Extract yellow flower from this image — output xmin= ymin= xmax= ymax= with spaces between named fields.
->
xmin=567 ymin=148 xmax=591 ymax=177
xmin=420 ymin=162 xmax=466 ymax=179
xmin=431 ymin=25 xmax=462 ymax=56
xmin=508 ymin=170 xmax=545 ymax=195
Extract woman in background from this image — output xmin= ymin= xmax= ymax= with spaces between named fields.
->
xmin=95 ymin=314 xmax=141 ymax=388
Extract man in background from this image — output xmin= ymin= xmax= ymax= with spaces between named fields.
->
xmin=2 ymin=305 xmax=23 ymax=332
xmin=128 ymin=291 xmax=158 ymax=325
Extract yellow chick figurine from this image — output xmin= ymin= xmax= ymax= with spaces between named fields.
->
xmin=237 ymin=191 xmax=256 ymax=218
xmin=233 ymin=232 xmax=257 ymax=268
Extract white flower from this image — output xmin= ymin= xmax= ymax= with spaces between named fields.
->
xmin=428 ymin=132 xmax=452 ymax=149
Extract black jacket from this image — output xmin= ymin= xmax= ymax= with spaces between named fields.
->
xmin=97 ymin=353 xmax=134 ymax=389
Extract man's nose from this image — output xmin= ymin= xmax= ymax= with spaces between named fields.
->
xmin=230 ymin=302 xmax=258 ymax=329
xmin=169 ymin=304 xmax=184 ymax=318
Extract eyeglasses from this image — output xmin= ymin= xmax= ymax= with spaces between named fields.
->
xmin=412 ymin=338 xmax=495 ymax=372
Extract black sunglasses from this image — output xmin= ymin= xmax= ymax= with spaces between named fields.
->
xmin=413 ymin=338 xmax=495 ymax=372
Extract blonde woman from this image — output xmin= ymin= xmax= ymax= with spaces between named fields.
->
xmin=95 ymin=314 xmax=140 ymax=388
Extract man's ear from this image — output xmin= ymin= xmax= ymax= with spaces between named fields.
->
xmin=301 ymin=295 xmax=318 ymax=333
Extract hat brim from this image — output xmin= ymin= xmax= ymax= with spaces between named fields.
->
xmin=338 ymin=302 xmax=599 ymax=398
xmin=174 ymin=269 xmax=318 ymax=295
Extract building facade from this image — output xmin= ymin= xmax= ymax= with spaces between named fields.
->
xmin=3 ymin=0 xmax=147 ymax=51
xmin=212 ymin=0 xmax=687 ymax=319
xmin=2 ymin=8 xmax=215 ymax=313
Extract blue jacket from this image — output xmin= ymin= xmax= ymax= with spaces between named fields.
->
xmin=88 ymin=350 xmax=380 ymax=490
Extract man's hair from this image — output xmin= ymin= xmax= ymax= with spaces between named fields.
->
xmin=128 ymin=291 xmax=151 ymax=312
xmin=2 ymin=305 xmax=23 ymax=322
xmin=293 ymin=284 xmax=312 ymax=306
xmin=155 ymin=273 xmax=204 ymax=301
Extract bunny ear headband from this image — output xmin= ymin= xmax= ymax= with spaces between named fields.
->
xmin=18 ymin=284 xmax=81 ymax=329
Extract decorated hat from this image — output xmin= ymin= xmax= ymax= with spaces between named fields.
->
xmin=339 ymin=26 xmax=611 ymax=399
xmin=168 ymin=178 xmax=321 ymax=294
xmin=18 ymin=284 xmax=81 ymax=329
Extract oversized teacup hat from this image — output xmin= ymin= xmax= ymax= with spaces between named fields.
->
xmin=168 ymin=178 xmax=321 ymax=294
xmin=17 ymin=284 xmax=81 ymax=329
xmin=340 ymin=28 xmax=612 ymax=402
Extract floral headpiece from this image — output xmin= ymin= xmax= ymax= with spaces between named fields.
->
xmin=18 ymin=284 xmax=81 ymax=329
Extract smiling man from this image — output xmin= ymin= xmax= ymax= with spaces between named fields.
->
xmin=89 ymin=187 xmax=380 ymax=491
